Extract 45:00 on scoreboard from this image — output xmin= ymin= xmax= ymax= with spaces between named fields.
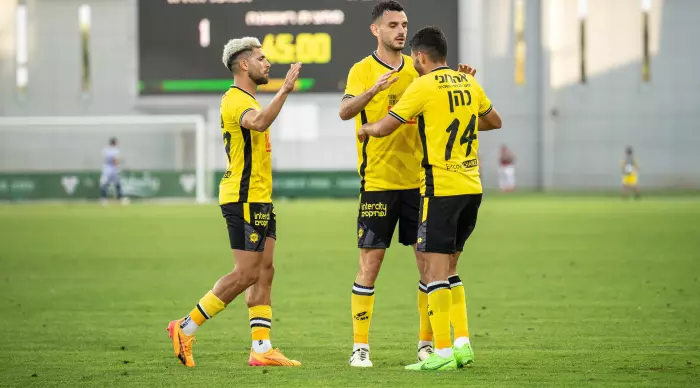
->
xmin=139 ymin=31 xmax=333 ymax=94
xmin=262 ymin=33 xmax=332 ymax=65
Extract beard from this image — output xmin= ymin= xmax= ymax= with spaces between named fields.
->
xmin=413 ymin=61 xmax=425 ymax=75
xmin=382 ymin=37 xmax=405 ymax=52
xmin=250 ymin=72 xmax=269 ymax=85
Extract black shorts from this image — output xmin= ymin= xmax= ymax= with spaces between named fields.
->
xmin=417 ymin=194 xmax=482 ymax=254
xmin=220 ymin=202 xmax=277 ymax=252
xmin=357 ymin=189 xmax=420 ymax=249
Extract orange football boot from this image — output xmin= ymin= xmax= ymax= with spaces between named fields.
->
xmin=166 ymin=319 xmax=196 ymax=368
xmin=248 ymin=348 xmax=301 ymax=367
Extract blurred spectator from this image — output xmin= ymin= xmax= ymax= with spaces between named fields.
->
xmin=498 ymin=144 xmax=516 ymax=192
xmin=100 ymin=137 xmax=129 ymax=205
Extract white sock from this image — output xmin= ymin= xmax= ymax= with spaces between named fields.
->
xmin=435 ymin=347 xmax=454 ymax=358
xmin=252 ymin=339 xmax=272 ymax=354
xmin=353 ymin=343 xmax=369 ymax=352
xmin=418 ymin=340 xmax=433 ymax=349
xmin=454 ymin=336 xmax=470 ymax=348
xmin=180 ymin=316 xmax=199 ymax=336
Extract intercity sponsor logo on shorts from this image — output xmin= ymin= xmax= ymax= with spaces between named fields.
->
xmin=360 ymin=202 xmax=387 ymax=218
xmin=254 ymin=212 xmax=270 ymax=227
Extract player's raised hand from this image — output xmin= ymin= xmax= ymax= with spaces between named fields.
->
xmin=372 ymin=69 xmax=399 ymax=93
xmin=458 ymin=63 xmax=477 ymax=76
xmin=281 ymin=62 xmax=302 ymax=93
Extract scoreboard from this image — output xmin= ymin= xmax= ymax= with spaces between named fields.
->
xmin=138 ymin=0 xmax=459 ymax=95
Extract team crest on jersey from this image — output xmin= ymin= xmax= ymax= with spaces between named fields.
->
xmin=249 ymin=232 xmax=259 ymax=243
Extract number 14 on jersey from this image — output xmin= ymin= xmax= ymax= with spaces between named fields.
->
xmin=444 ymin=89 xmax=477 ymax=161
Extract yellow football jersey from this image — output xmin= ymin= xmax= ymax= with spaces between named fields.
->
xmin=344 ymin=52 xmax=421 ymax=191
xmin=219 ymin=86 xmax=273 ymax=204
xmin=389 ymin=66 xmax=493 ymax=197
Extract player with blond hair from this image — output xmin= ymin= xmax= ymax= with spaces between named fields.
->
xmin=166 ymin=36 xmax=302 ymax=368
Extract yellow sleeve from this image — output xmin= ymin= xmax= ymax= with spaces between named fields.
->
xmin=472 ymin=77 xmax=493 ymax=117
xmin=223 ymin=97 xmax=259 ymax=127
xmin=388 ymin=80 xmax=426 ymax=123
xmin=343 ymin=62 xmax=367 ymax=99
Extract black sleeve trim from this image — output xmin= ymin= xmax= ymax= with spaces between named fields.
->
xmin=239 ymin=108 xmax=255 ymax=124
xmin=478 ymin=105 xmax=493 ymax=117
xmin=388 ymin=111 xmax=407 ymax=123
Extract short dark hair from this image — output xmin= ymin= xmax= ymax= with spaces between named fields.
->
xmin=371 ymin=0 xmax=404 ymax=22
xmin=227 ymin=49 xmax=253 ymax=73
xmin=409 ymin=26 xmax=448 ymax=62
xmin=109 ymin=137 xmax=117 ymax=146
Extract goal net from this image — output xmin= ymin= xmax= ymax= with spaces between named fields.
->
xmin=0 ymin=115 xmax=209 ymax=203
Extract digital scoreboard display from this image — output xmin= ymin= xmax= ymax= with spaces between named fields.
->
xmin=138 ymin=0 xmax=459 ymax=95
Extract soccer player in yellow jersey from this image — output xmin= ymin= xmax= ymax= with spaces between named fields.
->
xmin=338 ymin=1 xmax=429 ymax=367
xmin=359 ymin=26 xmax=502 ymax=371
xmin=621 ymin=146 xmax=640 ymax=199
xmin=166 ymin=37 xmax=302 ymax=368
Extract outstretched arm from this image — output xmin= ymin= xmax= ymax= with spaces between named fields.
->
xmin=358 ymin=115 xmax=403 ymax=140
xmin=339 ymin=69 xmax=398 ymax=121
xmin=241 ymin=63 xmax=301 ymax=132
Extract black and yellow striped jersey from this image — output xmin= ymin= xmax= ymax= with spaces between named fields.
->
xmin=219 ymin=86 xmax=272 ymax=204
xmin=389 ymin=66 xmax=493 ymax=197
xmin=344 ymin=52 xmax=421 ymax=191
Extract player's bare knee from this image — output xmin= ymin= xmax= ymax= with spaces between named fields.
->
xmin=238 ymin=267 xmax=260 ymax=288
xmin=261 ymin=261 xmax=274 ymax=275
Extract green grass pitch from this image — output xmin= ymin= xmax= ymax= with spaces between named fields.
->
xmin=1 ymin=195 xmax=699 ymax=387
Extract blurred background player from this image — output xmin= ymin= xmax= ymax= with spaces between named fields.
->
xmin=498 ymin=144 xmax=516 ymax=192
xmin=622 ymin=146 xmax=640 ymax=199
xmin=166 ymin=37 xmax=302 ymax=368
xmin=359 ymin=26 xmax=502 ymax=371
xmin=99 ymin=137 xmax=128 ymax=205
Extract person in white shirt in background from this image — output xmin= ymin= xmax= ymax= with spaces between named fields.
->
xmin=498 ymin=144 xmax=516 ymax=192
xmin=100 ymin=137 xmax=129 ymax=205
